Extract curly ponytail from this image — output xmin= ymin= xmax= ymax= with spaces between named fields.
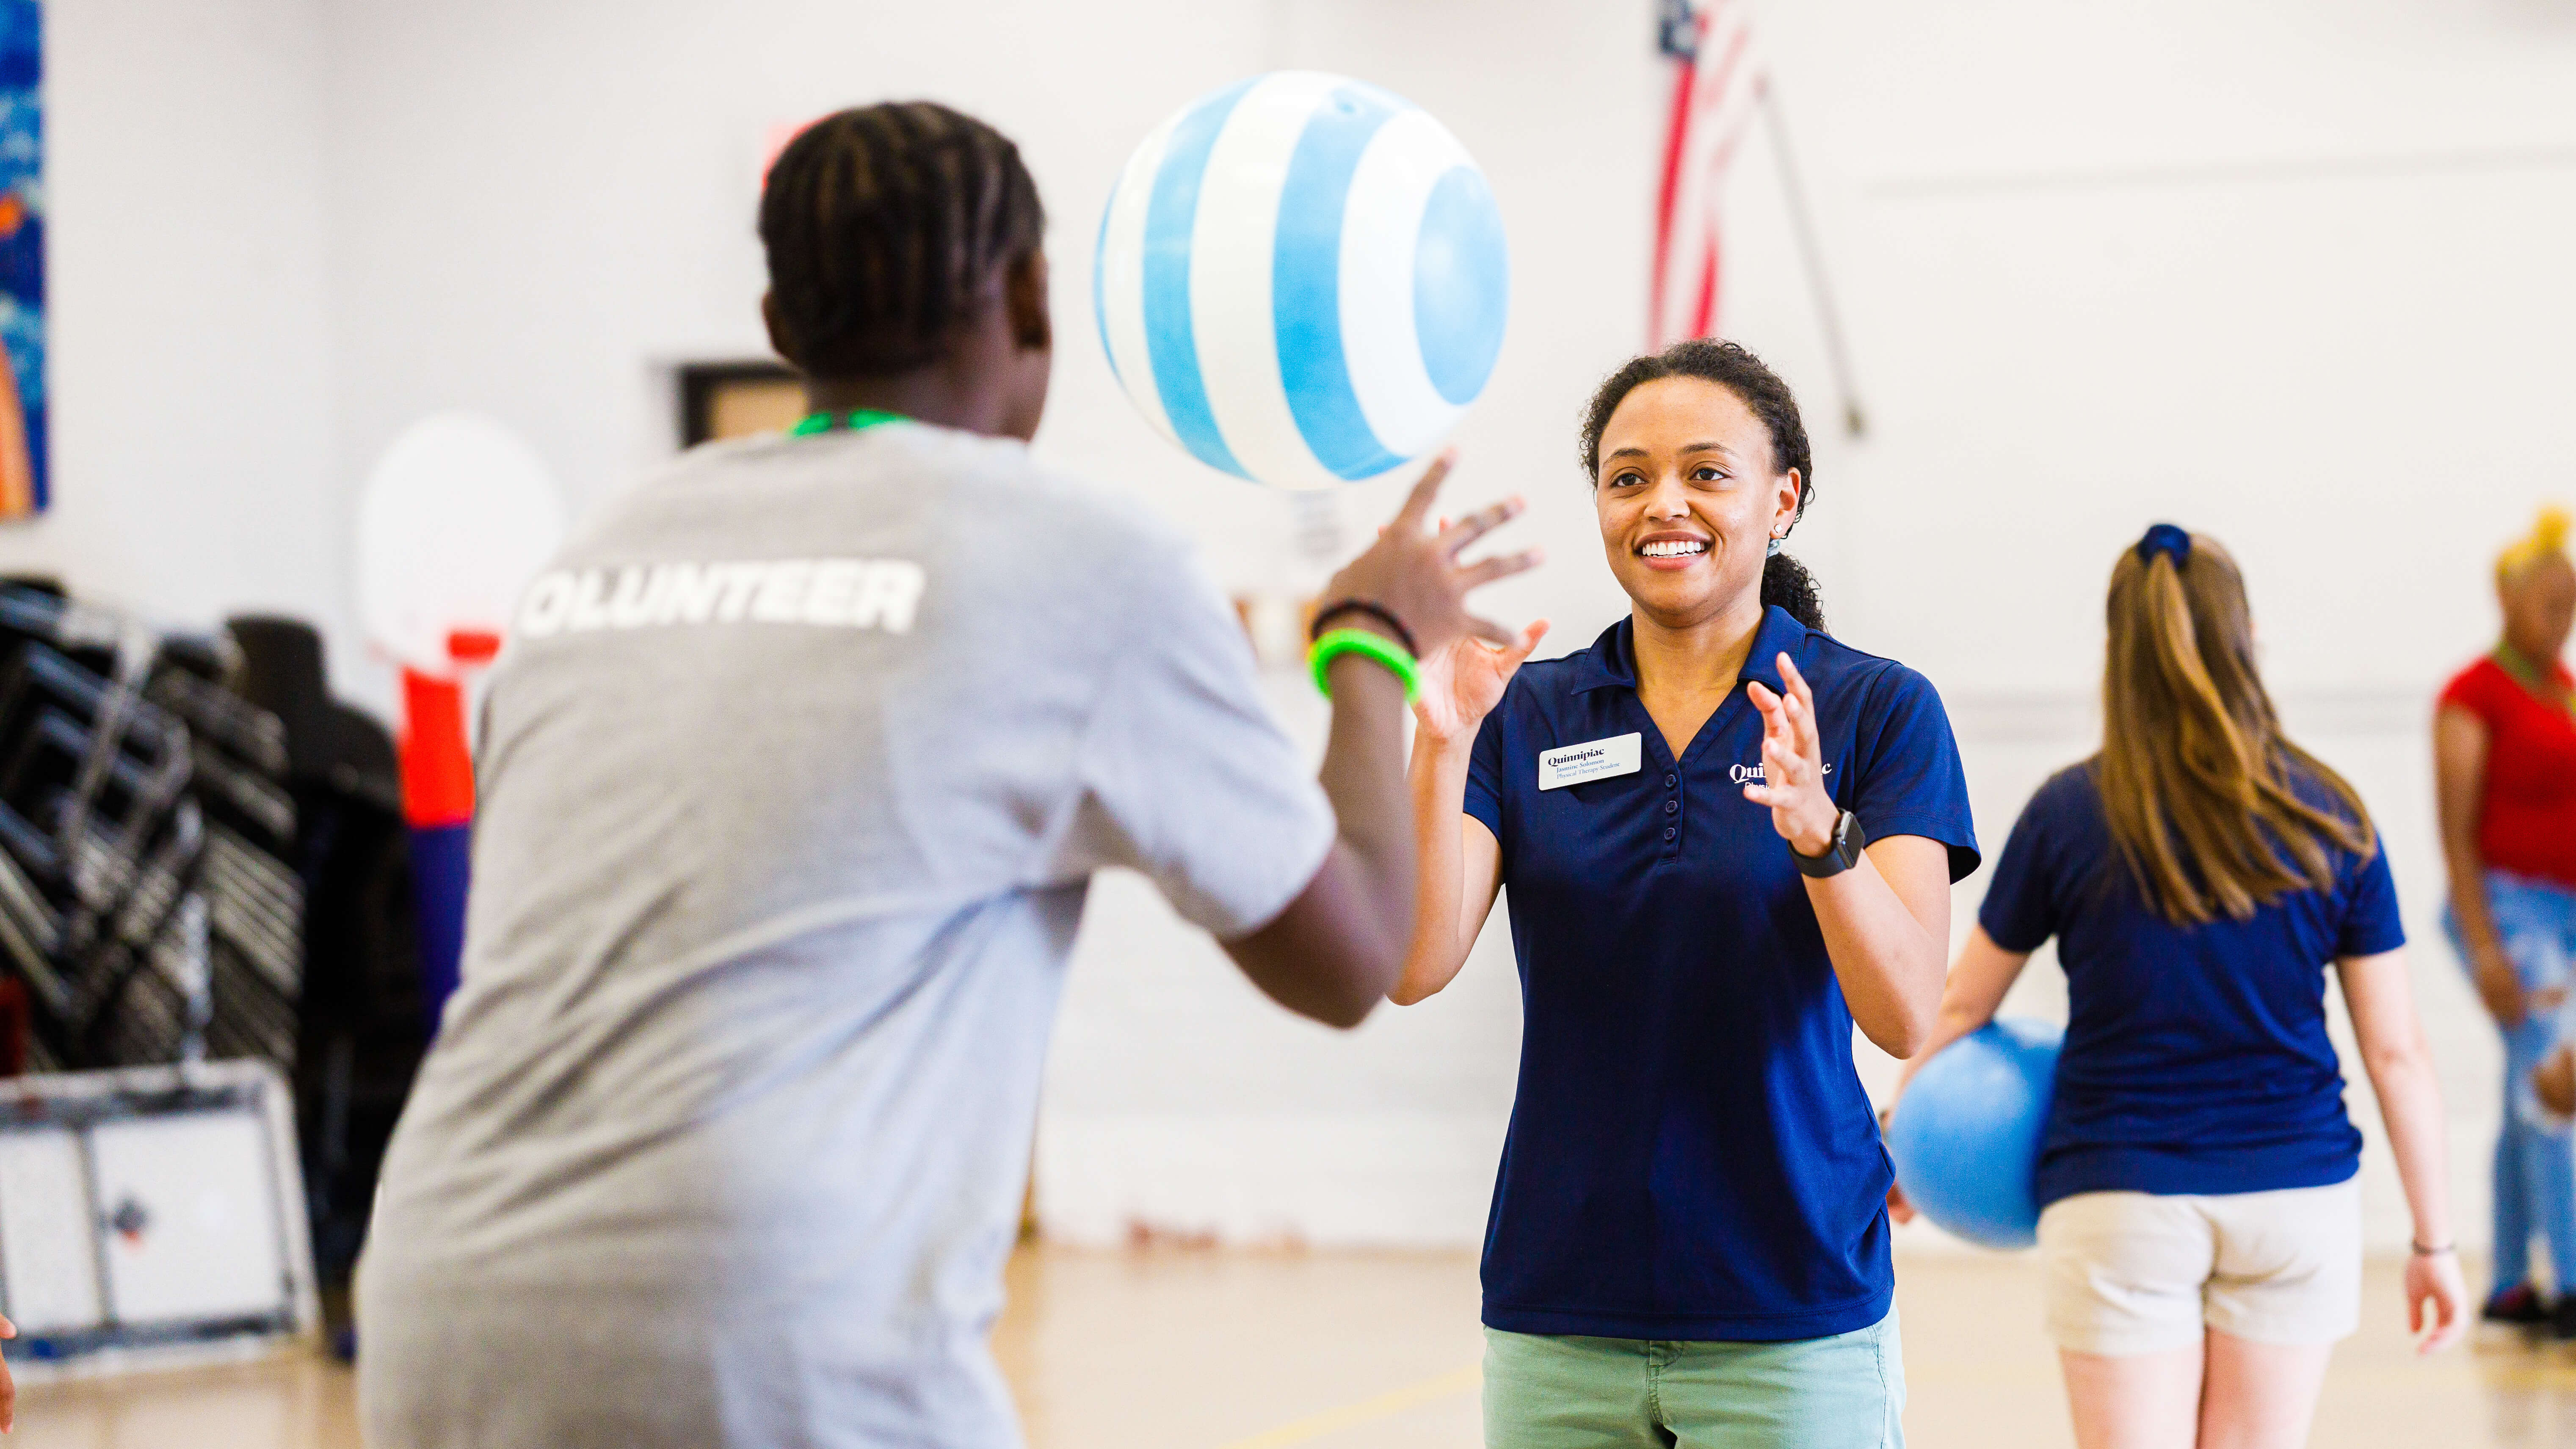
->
xmin=1578 ymin=339 xmax=1825 ymax=633
xmin=1762 ymin=552 xmax=1824 ymax=633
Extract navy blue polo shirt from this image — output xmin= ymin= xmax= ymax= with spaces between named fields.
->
xmin=1463 ymin=607 xmax=1977 ymax=1342
xmin=1978 ymin=762 xmax=2405 ymax=1208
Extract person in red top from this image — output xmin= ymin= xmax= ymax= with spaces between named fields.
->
xmin=2436 ymin=505 xmax=2576 ymax=1340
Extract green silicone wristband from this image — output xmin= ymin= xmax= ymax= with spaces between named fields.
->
xmin=1310 ymin=627 xmax=1421 ymax=702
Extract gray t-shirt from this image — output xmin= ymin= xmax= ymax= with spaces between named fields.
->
xmin=356 ymin=422 xmax=1335 ymax=1449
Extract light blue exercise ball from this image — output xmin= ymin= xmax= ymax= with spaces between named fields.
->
xmin=1886 ymin=1017 xmax=2062 ymax=1250
xmin=1094 ymin=72 xmax=1510 ymax=490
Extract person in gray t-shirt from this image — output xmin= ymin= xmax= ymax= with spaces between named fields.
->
xmin=356 ymin=102 xmax=1538 ymax=1449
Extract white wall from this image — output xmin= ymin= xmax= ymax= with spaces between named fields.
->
xmin=26 ymin=0 xmax=2571 ymax=1253
xmin=1742 ymin=0 xmax=2576 ymax=1254
xmin=1040 ymin=0 xmax=1667 ymax=1249
xmin=1771 ymin=0 xmax=2576 ymax=698
xmin=1042 ymin=0 xmax=2576 ymax=1252
xmin=316 ymin=0 xmax=1303 ymax=712
xmin=306 ymin=0 xmax=1660 ymax=1247
xmin=0 ymin=0 xmax=342 ymax=664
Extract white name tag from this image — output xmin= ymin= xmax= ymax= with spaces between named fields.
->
xmin=1539 ymin=732 xmax=1643 ymax=790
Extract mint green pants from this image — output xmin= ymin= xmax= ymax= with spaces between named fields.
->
xmin=1481 ymin=1311 xmax=1905 ymax=1449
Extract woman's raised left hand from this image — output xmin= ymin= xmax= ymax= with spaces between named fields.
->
xmin=1743 ymin=654 xmax=1839 ymax=858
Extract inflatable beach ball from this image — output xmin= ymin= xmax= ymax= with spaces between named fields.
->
xmin=1095 ymin=72 xmax=1510 ymax=491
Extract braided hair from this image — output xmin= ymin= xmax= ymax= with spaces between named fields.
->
xmin=1578 ymin=339 xmax=1825 ymax=632
xmin=759 ymin=102 xmax=1046 ymax=377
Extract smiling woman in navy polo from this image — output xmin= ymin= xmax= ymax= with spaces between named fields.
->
xmin=1396 ymin=341 xmax=1977 ymax=1449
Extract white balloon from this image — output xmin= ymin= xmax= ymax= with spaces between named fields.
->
xmin=354 ymin=413 xmax=566 ymax=678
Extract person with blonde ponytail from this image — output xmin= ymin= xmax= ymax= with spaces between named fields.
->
xmin=2434 ymin=505 xmax=2576 ymax=1341
xmin=1890 ymin=526 xmax=2465 ymax=1449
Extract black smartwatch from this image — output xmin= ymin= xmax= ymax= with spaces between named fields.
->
xmin=1792 ymin=810 xmax=1867 ymax=879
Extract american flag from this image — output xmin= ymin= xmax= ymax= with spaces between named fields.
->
xmin=1652 ymin=0 xmax=1769 ymax=348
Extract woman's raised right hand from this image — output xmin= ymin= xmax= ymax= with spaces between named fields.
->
xmin=1415 ymin=623 xmax=1550 ymax=745
xmin=1320 ymin=452 xmax=1542 ymax=658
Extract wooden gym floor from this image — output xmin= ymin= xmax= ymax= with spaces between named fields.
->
xmin=13 ymin=1248 xmax=2576 ymax=1447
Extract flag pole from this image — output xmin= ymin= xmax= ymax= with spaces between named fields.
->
xmin=1757 ymin=84 xmax=1867 ymax=439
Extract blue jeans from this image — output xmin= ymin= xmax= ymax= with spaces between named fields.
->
xmin=2448 ymin=871 xmax=2576 ymax=1294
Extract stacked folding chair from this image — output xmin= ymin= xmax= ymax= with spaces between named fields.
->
xmin=147 ymin=640 xmax=303 ymax=1065
xmin=0 ymin=585 xmax=305 ymax=1074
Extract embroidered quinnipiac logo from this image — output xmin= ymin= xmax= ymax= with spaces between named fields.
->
xmin=1729 ymin=761 xmax=1834 ymax=785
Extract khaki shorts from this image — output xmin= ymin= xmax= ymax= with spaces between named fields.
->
xmin=2036 ymin=1179 xmax=2362 ymax=1356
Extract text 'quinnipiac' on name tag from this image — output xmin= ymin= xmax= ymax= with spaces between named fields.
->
xmin=1539 ymin=732 xmax=1643 ymax=791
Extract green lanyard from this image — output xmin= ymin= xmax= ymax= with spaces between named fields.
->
xmin=2493 ymin=640 xmax=2575 ymax=718
xmin=787 ymin=408 xmax=907 ymax=436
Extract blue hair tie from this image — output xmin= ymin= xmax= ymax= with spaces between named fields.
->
xmin=2136 ymin=523 xmax=2192 ymax=568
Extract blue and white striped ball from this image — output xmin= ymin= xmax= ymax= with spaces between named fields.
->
xmin=1095 ymin=72 xmax=1510 ymax=491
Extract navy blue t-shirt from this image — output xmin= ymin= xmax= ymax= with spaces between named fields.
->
xmin=1464 ymin=608 xmax=1978 ymax=1342
xmin=1977 ymin=762 xmax=2407 ymax=1207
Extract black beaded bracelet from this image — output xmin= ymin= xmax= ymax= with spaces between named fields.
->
xmin=1308 ymin=598 xmax=1419 ymax=658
